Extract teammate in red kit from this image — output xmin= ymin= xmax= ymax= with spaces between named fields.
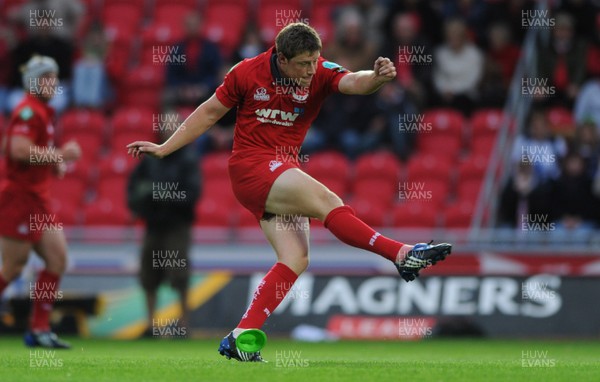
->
xmin=128 ymin=23 xmax=451 ymax=361
xmin=0 ymin=56 xmax=81 ymax=348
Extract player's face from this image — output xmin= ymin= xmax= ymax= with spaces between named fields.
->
xmin=278 ymin=51 xmax=320 ymax=87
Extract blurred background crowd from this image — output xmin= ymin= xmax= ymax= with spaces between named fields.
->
xmin=0 ymin=0 xmax=599 ymax=233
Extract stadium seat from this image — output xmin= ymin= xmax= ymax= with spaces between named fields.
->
xmin=139 ymin=23 xmax=183 ymax=65
xmin=200 ymin=152 xmax=230 ymax=180
xmin=97 ymin=152 xmax=138 ymax=179
xmin=58 ymin=109 xmax=106 ymax=137
xmin=309 ymin=4 xmax=336 ymax=45
xmin=202 ymin=178 xmax=238 ymax=210
xmin=422 ymin=108 xmax=465 ymax=138
xmin=203 ymin=2 xmax=247 ymax=56
xmin=96 ymin=177 xmax=128 ymax=200
xmin=120 ymin=65 xmax=165 ymax=112
xmin=547 ymin=106 xmax=575 ymax=135
xmin=194 ymin=197 xmax=231 ymax=227
xmin=470 ymin=135 xmax=497 ymax=157
xmin=258 ymin=3 xmax=304 ymax=44
xmin=61 ymin=132 xmax=103 ymax=161
xmin=50 ymin=178 xmax=86 ymax=207
xmin=417 ymin=134 xmax=462 ymax=159
xmin=352 ymin=178 xmax=397 ymax=208
xmin=392 ymin=202 xmax=439 ymax=228
xmin=102 ymin=0 xmax=144 ymax=36
xmin=354 ymin=151 xmax=402 ymax=181
xmin=470 ymin=108 xmax=504 ymax=139
xmin=405 ymin=152 xmax=453 ymax=184
xmin=303 ymin=150 xmax=350 ymax=196
xmin=111 ymin=107 xmax=155 ymax=134
xmin=235 ymin=203 xmax=259 ymax=227
xmin=443 ymin=200 xmax=475 ymax=228
xmin=456 ymin=179 xmax=483 ymax=203
xmin=398 ymin=178 xmax=450 ymax=208
xmin=457 ymin=154 xmax=489 ymax=183
xmin=111 ymin=131 xmax=157 ymax=152
xmin=50 ymin=198 xmax=81 ymax=226
xmin=350 ymin=197 xmax=387 ymax=227
xmin=0 ymin=157 xmax=5 ymax=179
xmin=83 ymin=197 xmax=131 ymax=225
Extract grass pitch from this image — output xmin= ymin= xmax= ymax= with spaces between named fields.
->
xmin=1 ymin=337 xmax=598 ymax=382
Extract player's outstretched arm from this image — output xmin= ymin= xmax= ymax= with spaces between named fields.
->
xmin=338 ymin=57 xmax=396 ymax=95
xmin=127 ymin=94 xmax=231 ymax=158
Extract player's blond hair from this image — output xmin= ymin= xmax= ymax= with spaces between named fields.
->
xmin=275 ymin=23 xmax=322 ymax=59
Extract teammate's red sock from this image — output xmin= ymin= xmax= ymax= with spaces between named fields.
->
xmin=0 ymin=274 xmax=8 ymax=295
xmin=30 ymin=270 xmax=61 ymax=332
xmin=237 ymin=262 xmax=298 ymax=330
xmin=324 ymin=205 xmax=404 ymax=262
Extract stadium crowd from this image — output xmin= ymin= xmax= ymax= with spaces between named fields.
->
xmin=0 ymin=0 xmax=599 ymax=232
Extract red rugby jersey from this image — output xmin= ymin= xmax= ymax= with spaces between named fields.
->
xmin=1 ymin=94 xmax=56 ymax=200
xmin=216 ymin=46 xmax=349 ymax=158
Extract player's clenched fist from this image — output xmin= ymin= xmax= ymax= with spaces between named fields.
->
xmin=373 ymin=57 xmax=396 ymax=82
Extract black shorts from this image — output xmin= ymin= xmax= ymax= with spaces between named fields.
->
xmin=140 ymin=227 xmax=191 ymax=292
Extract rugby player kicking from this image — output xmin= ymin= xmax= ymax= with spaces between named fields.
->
xmin=0 ymin=56 xmax=81 ymax=348
xmin=128 ymin=23 xmax=451 ymax=362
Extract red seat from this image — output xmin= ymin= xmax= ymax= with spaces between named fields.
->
xmin=422 ymin=108 xmax=465 ymax=138
xmin=98 ymin=152 xmax=138 ymax=179
xmin=49 ymin=198 xmax=81 ymax=226
xmin=547 ymin=107 xmax=575 ymax=135
xmin=470 ymin=135 xmax=497 ymax=157
xmin=235 ymin=203 xmax=259 ymax=227
xmin=50 ymin=178 xmax=86 ymax=206
xmin=351 ymin=197 xmax=387 ymax=227
xmin=353 ymin=178 xmax=396 ymax=208
xmin=456 ymin=179 xmax=483 ymax=202
xmin=444 ymin=201 xmax=475 ymax=228
xmin=406 ymin=152 xmax=453 ymax=184
xmin=258 ymin=3 xmax=304 ymax=44
xmin=84 ymin=197 xmax=131 ymax=225
xmin=309 ymin=5 xmax=336 ymax=45
xmin=96 ymin=177 xmax=128 ymax=200
xmin=61 ymin=132 xmax=103 ymax=161
xmin=203 ymin=3 xmax=247 ymax=56
xmin=102 ymin=1 xmax=144 ymax=36
xmin=120 ymin=65 xmax=165 ymax=110
xmin=111 ymin=131 xmax=157 ymax=152
xmin=112 ymin=107 xmax=155 ymax=134
xmin=59 ymin=109 xmax=106 ymax=137
xmin=203 ymin=178 xmax=238 ymax=209
xmin=304 ymin=150 xmax=350 ymax=196
xmin=354 ymin=151 xmax=401 ymax=180
xmin=153 ymin=2 xmax=196 ymax=31
xmin=398 ymin=178 xmax=449 ymax=207
xmin=194 ymin=197 xmax=231 ymax=227
xmin=470 ymin=108 xmax=504 ymax=139
xmin=457 ymin=154 xmax=488 ymax=183
xmin=417 ymin=135 xmax=462 ymax=158
xmin=392 ymin=202 xmax=439 ymax=228
xmin=200 ymin=152 xmax=230 ymax=180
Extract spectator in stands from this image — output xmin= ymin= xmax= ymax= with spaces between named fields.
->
xmin=585 ymin=14 xmax=600 ymax=77
xmin=574 ymin=77 xmax=600 ymax=131
xmin=163 ymin=14 xmax=222 ymax=108
xmin=324 ymin=8 xmax=377 ymax=72
xmin=127 ymin=120 xmax=201 ymax=336
xmin=479 ymin=22 xmax=520 ymax=108
xmin=432 ymin=18 xmax=483 ymax=115
xmin=498 ymin=161 xmax=553 ymax=228
xmin=72 ymin=23 xmax=112 ymax=108
xmin=511 ymin=108 xmax=567 ymax=183
xmin=346 ymin=0 xmax=386 ymax=48
xmin=573 ymin=121 xmax=600 ymax=178
xmin=441 ymin=0 xmax=488 ymax=44
xmin=8 ymin=21 xmax=74 ymax=113
xmin=231 ymin=26 xmax=265 ymax=63
xmin=8 ymin=0 xmax=85 ymax=42
xmin=537 ymin=12 xmax=587 ymax=106
xmin=551 ymin=153 xmax=598 ymax=235
xmin=383 ymin=0 xmax=443 ymax=45
xmin=380 ymin=12 xmax=432 ymax=108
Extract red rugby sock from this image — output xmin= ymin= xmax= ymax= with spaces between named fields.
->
xmin=0 ymin=274 xmax=7 ymax=295
xmin=237 ymin=262 xmax=298 ymax=330
xmin=30 ymin=270 xmax=61 ymax=332
xmin=324 ymin=205 xmax=404 ymax=262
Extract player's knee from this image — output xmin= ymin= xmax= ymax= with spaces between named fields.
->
xmin=2 ymin=264 xmax=26 ymax=282
xmin=315 ymin=188 xmax=343 ymax=219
